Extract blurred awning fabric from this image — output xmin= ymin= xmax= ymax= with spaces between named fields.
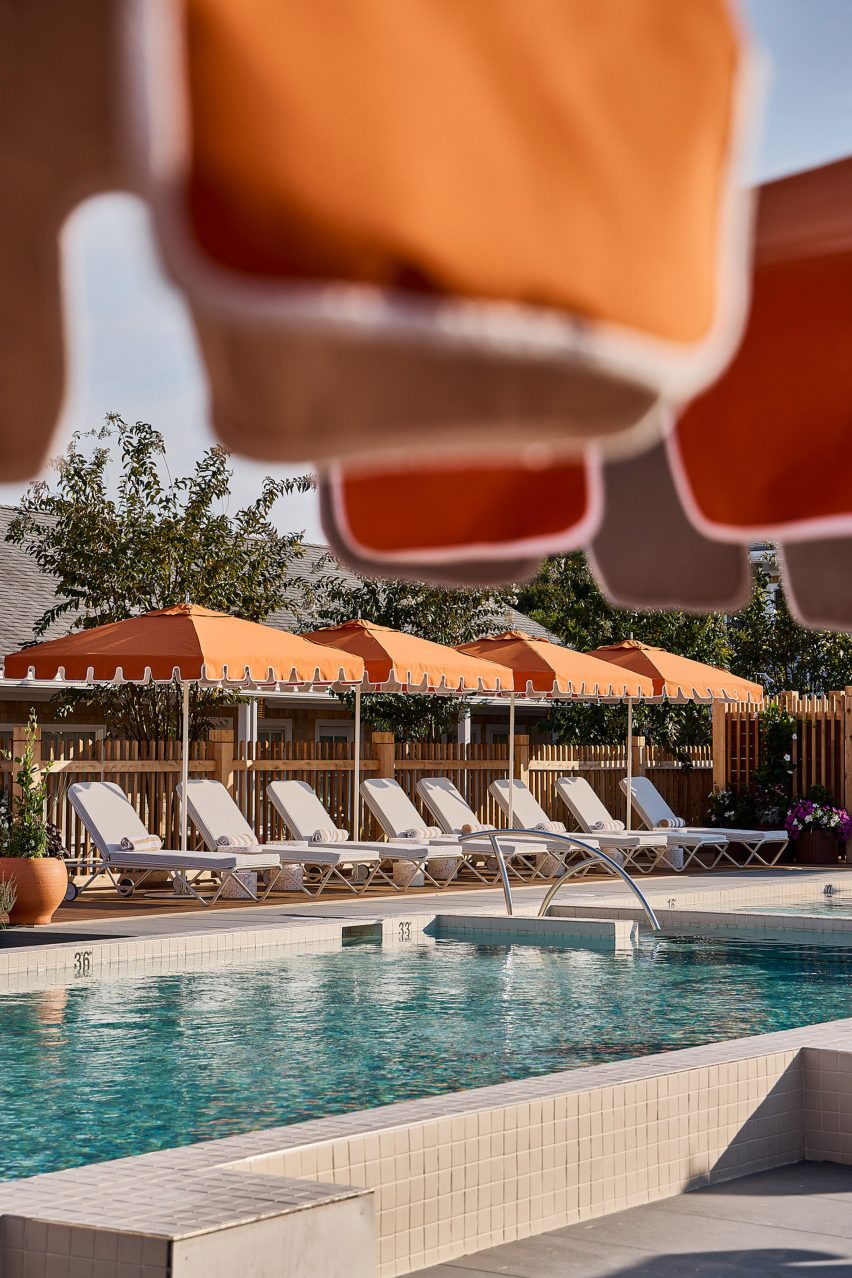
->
xmin=16 ymin=3 xmax=852 ymax=634
xmin=323 ymin=155 xmax=852 ymax=631
xmin=319 ymin=453 xmax=599 ymax=585
xmin=0 ymin=0 xmax=750 ymax=483
xmin=153 ymin=0 xmax=748 ymax=464
xmin=1 ymin=0 xmax=128 ymax=481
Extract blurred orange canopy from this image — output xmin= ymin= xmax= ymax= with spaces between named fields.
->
xmin=3 ymin=604 xmax=365 ymax=686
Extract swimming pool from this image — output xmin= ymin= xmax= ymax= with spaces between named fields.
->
xmin=3 ymin=932 xmax=852 ymax=1182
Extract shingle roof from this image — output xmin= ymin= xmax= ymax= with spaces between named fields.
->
xmin=0 ymin=506 xmax=556 ymax=653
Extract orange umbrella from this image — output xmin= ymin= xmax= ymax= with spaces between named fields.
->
xmin=306 ymin=619 xmax=515 ymax=836
xmin=587 ymin=640 xmax=762 ymax=828
xmin=586 ymin=640 xmax=762 ymax=703
xmin=4 ymin=604 xmax=366 ymax=686
xmin=457 ymin=631 xmax=654 ymax=698
xmin=305 ymin=619 xmax=514 ymax=693
xmin=457 ymin=631 xmax=655 ymax=825
xmin=4 ymin=604 xmax=365 ymax=849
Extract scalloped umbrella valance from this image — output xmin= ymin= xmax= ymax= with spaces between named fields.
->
xmin=3 ymin=604 xmax=365 ymax=850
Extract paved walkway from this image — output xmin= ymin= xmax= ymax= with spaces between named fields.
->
xmin=415 ymin=1163 xmax=852 ymax=1277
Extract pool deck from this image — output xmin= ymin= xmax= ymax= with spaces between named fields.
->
xmin=415 ymin=1162 xmax=852 ymax=1277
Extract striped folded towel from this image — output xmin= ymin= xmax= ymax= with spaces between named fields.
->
xmin=460 ymin=821 xmax=487 ymax=835
xmin=536 ymin=820 xmax=567 ymax=835
xmin=216 ymin=833 xmax=257 ymax=847
xmin=401 ymin=827 xmax=442 ymax=841
xmin=589 ymin=820 xmax=625 ymax=833
xmin=311 ymin=828 xmax=350 ymax=844
xmin=658 ymin=816 xmax=686 ymax=829
xmin=119 ymin=835 xmax=163 ymax=852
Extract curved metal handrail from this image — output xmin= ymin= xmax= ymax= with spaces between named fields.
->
xmin=458 ymin=828 xmax=661 ymax=931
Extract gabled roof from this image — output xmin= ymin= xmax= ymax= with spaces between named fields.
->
xmin=0 ymin=506 xmax=557 ymax=655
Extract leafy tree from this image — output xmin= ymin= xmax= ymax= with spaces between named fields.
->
xmin=728 ymin=560 xmax=852 ymax=695
xmin=7 ymin=416 xmax=314 ymax=737
xmin=312 ymin=574 xmax=516 ymax=740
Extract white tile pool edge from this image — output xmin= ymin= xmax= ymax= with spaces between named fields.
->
xmin=4 ymin=1019 xmax=852 ymax=1278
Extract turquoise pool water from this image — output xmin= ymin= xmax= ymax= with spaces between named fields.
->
xmin=2 ymin=933 xmax=852 ymax=1182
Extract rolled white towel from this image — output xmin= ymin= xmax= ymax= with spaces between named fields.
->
xmin=589 ymin=819 xmax=625 ymax=833
xmin=119 ymin=834 xmax=162 ymax=852
xmin=216 ymin=833 xmax=256 ymax=848
xmin=536 ymin=820 xmax=567 ymax=835
xmin=460 ymin=821 xmax=486 ymax=835
xmin=334 ymin=827 xmax=350 ymax=843
xmin=401 ymin=826 xmax=444 ymax=841
xmin=311 ymin=828 xmax=335 ymax=844
xmin=658 ymin=816 xmax=686 ymax=828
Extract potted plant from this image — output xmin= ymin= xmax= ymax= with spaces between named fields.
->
xmin=0 ymin=714 xmax=68 ymax=925
xmin=784 ymin=796 xmax=852 ymax=865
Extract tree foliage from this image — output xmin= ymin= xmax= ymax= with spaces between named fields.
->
xmin=312 ymin=574 xmax=516 ymax=740
xmin=7 ymin=417 xmax=314 ymax=737
xmin=727 ymin=560 xmax=852 ymax=695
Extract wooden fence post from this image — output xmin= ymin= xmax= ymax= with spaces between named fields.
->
xmin=372 ymin=732 xmax=395 ymax=780
xmin=515 ymin=734 xmax=530 ymax=788
xmin=711 ymin=701 xmax=727 ymax=792
xmin=209 ymin=728 xmax=235 ymax=791
xmin=631 ymin=734 xmax=646 ymax=778
xmin=843 ymin=689 xmax=852 ymax=818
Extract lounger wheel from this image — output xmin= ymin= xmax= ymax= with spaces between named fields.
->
xmin=116 ymin=876 xmax=135 ymax=897
xmin=64 ymin=880 xmax=78 ymax=902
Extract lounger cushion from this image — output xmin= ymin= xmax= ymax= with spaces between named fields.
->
xmin=102 ymin=848 xmax=280 ymax=871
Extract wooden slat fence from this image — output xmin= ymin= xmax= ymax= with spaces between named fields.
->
xmin=527 ymin=742 xmax=713 ymax=827
xmin=0 ymin=726 xmax=716 ymax=866
xmin=721 ymin=691 xmax=852 ymax=811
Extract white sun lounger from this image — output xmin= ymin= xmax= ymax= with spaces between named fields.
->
xmin=622 ymin=776 xmax=788 ymax=868
xmin=415 ymin=776 xmax=554 ymax=881
xmin=266 ymin=779 xmax=430 ymax=892
xmin=68 ymin=781 xmax=282 ymax=906
xmin=489 ymin=777 xmax=624 ymax=871
xmin=178 ymin=779 xmax=340 ymax=895
xmin=359 ymin=778 xmax=465 ymax=885
xmin=554 ymin=776 xmax=702 ymax=872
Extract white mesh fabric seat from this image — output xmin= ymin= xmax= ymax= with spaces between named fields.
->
xmin=266 ymin=779 xmax=429 ymax=893
xmin=178 ymin=779 xmax=329 ymax=863
xmin=489 ymin=778 xmax=611 ymax=870
xmin=68 ymin=781 xmax=281 ymax=905
xmin=415 ymin=775 xmax=554 ymax=882
xmin=623 ymin=776 xmax=787 ymax=868
xmin=359 ymin=778 xmax=462 ymax=886
xmin=554 ymin=776 xmax=689 ymax=873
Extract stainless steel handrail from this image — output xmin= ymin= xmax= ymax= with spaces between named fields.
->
xmin=458 ymin=829 xmax=515 ymax=915
xmin=458 ymin=828 xmax=661 ymax=931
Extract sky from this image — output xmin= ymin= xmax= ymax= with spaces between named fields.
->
xmin=2 ymin=0 xmax=850 ymax=543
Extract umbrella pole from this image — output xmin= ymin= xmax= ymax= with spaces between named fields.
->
xmin=625 ymin=696 xmax=633 ymax=831
xmin=353 ymin=687 xmax=362 ymax=840
xmin=508 ymin=693 xmax=516 ymax=827
xmin=180 ymin=681 xmax=190 ymax=852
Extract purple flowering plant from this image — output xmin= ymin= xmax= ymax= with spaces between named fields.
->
xmin=784 ymin=798 xmax=852 ymax=843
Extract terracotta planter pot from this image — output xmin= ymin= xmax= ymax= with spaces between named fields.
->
xmin=0 ymin=856 xmax=68 ymax=926
xmin=793 ymin=829 xmax=842 ymax=865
